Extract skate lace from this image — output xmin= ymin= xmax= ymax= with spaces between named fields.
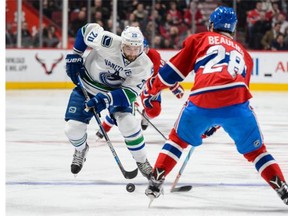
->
xmin=273 ymin=179 xmax=288 ymax=205
xmin=277 ymin=183 xmax=288 ymax=197
xmin=72 ymin=149 xmax=86 ymax=166
xmin=137 ymin=160 xmax=152 ymax=176
xmin=150 ymin=176 xmax=164 ymax=187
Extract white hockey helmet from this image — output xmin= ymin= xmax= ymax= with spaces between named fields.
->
xmin=121 ymin=26 xmax=144 ymax=46
xmin=121 ymin=26 xmax=144 ymax=61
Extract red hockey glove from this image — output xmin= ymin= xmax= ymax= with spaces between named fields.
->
xmin=145 ymin=76 xmax=158 ymax=96
xmin=169 ymin=83 xmax=184 ymax=99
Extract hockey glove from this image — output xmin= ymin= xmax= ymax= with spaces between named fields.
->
xmin=65 ymin=54 xmax=85 ymax=85
xmin=142 ymin=92 xmax=154 ymax=109
xmin=169 ymin=83 xmax=184 ymax=99
xmin=145 ymin=77 xmax=155 ymax=93
xmin=86 ymin=93 xmax=111 ymax=114
xmin=202 ymin=126 xmax=220 ymax=139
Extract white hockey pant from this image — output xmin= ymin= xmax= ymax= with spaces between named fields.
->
xmin=64 ymin=120 xmax=87 ymax=151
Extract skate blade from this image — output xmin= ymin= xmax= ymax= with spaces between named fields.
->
xmin=147 ymin=195 xmax=155 ymax=208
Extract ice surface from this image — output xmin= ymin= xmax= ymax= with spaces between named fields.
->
xmin=6 ymin=90 xmax=288 ymax=215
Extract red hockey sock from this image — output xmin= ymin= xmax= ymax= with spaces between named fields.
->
xmin=154 ymin=152 xmax=177 ymax=176
xmin=244 ymin=144 xmax=286 ymax=188
xmin=102 ymin=121 xmax=112 ymax=132
xmin=154 ymin=128 xmax=189 ymax=176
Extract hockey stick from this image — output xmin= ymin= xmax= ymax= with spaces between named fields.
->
xmin=77 ymin=75 xmax=138 ymax=179
xmin=170 ymin=146 xmax=195 ymax=192
xmin=135 ymin=107 xmax=167 ymax=140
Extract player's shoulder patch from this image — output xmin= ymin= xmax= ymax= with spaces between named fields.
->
xmin=101 ymin=35 xmax=113 ymax=47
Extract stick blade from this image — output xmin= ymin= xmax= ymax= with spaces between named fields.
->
xmin=170 ymin=185 xmax=192 ymax=193
xmin=124 ymin=168 xmax=138 ymax=179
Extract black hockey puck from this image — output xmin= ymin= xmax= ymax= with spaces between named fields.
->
xmin=126 ymin=183 xmax=135 ymax=192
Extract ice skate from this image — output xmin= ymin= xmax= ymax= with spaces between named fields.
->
xmin=145 ymin=168 xmax=165 ymax=205
xmin=136 ymin=159 xmax=152 ymax=179
xmin=270 ymin=176 xmax=288 ymax=205
xmin=71 ymin=144 xmax=89 ymax=175
xmin=141 ymin=110 xmax=149 ymax=130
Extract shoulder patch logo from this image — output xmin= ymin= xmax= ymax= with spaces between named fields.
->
xmin=68 ymin=106 xmax=77 ymax=113
xmin=101 ymin=35 xmax=113 ymax=47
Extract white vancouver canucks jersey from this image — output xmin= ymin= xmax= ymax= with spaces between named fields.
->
xmin=79 ymin=23 xmax=153 ymax=104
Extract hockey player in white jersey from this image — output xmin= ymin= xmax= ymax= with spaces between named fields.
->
xmin=64 ymin=24 xmax=154 ymax=179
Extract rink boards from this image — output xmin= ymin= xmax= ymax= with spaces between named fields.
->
xmin=6 ymin=49 xmax=288 ymax=91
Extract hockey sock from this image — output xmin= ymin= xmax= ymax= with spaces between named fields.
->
xmin=244 ymin=144 xmax=286 ymax=188
xmin=154 ymin=128 xmax=188 ymax=176
xmin=102 ymin=115 xmax=115 ymax=132
xmin=102 ymin=121 xmax=112 ymax=132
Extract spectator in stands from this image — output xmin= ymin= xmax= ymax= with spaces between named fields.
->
xmin=153 ymin=35 xmax=163 ymax=49
xmin=183 ymin=1 xmax=206 ymax=33
xmin=30 ymin=0 xmax=61 ymax=19
xmin=122 ymin=12 xmax=137 ymax=28
xmin=6 ymin=23 xmax=16 ymax=48
xmin=69 ymin=9 xmax=87 ymax=36
xmin=132 ymin=2 xmax=149 ymax=30
xmin=261 ymin=21 xmax=282 ymax=50
xmin=106 ymin=18 xmax=122 ymax=35
xmin=144 ymin=21 xmax=155 ymax=45
xmin=246 ymin=1 xmax=264 ymax=48
xmin=270 ymin=33 xmax=288 ymax=50
xmin=276 ymin=13 xmax=288 ymax=34
xmin=159 ymin=13 xmax=175 ymax=40
xmin=92 ymin=10 xmax=105 ymax=29
xmin=162 ymin=38 xmax=172 ymax=49
xmin=68 ymin=0 xmax=86 ymax=12
xmin=125 ymin=0 xmax=140 ymax=15
xmin=20 ymin=21 xmax=33 ymax=48
xmin=154 ymin=0 xmax=167 ymax=22
xmin=166 ymin=25 xmax=181 ymax=49
xmin=167 ymin=1 xmax=182 ymax=26
xmin=144 ymin=9 xmax=162 ymax=44
xmin=43 ymin=0 xmax=61 ymax=19
xmin=149 ymin=6 xmax=162 ymax=27
xmin=91 ymin=0 xmax=110 ymax=23
xmin=251 ymin=11 xmax=271 ymax=49
xmin=222 ymin=0 xmax=254 ymax=31
xmin=284 ymin=26 xmax=288 ymax=47
xmin=247 ymin=1 xmax=263 ymax=26
xmin=42 ymin=25 xmax=60 ymax=47
xmin=265 ymin=1 xmax=283 ymax=23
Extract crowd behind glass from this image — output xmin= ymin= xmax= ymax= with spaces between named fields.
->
xmin=5 ymin=0 xmax=288 ymax=50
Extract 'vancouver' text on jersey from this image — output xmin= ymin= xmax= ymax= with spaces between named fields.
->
xmin=73 ymin=23 xmax=153 ymax=104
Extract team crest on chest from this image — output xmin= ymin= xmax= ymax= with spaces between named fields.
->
xmin=99 ymin=71 xmax=125 ymax=88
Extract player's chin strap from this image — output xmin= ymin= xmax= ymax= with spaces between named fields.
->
xmin=77 ymin=74 xmax=138 ymax=179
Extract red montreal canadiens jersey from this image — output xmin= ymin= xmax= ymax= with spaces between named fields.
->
xmin=146 ymin=48 xmax=164 ymax=76
xmin=160 ymin=31 xmax=253 ymax=108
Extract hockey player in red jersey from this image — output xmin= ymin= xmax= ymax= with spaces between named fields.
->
xmin=95 ymin=39 xmax=185 ymax=137
xmin=139 ymin=39 xmax=185 ymax=130
xmin=145 ymin=6 xmax=288 ymax=205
